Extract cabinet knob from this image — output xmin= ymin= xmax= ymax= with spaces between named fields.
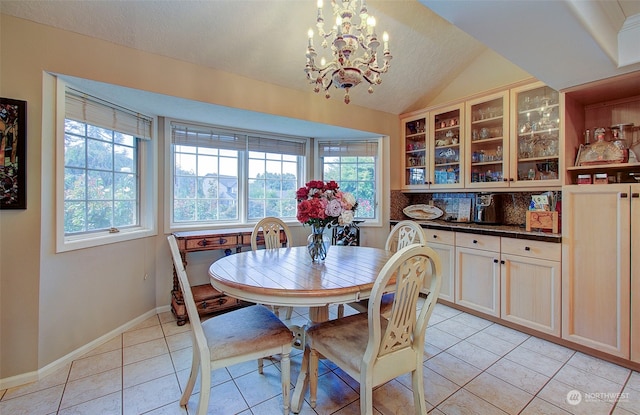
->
xmin=473 ymin=239 xmax=478 ymax=244
xmin=503 ymin=178 xmax=508 ymax=182
xmin=509 ymin=178 xmax=514 ymax=182
xmin=433 ymin=234 xmax=438 ymax=239
xmin=621 ymin=193 xmax=628 ymax=198
xmin=501 ymin=260 xmax=505 ymax=265
xmin=632 ymin=193 xmax=639 ymax=198
xmin=525 ymin=246 xmax=531 ymax=251
xmin=493 ymin=259 xmax=499 ymax=263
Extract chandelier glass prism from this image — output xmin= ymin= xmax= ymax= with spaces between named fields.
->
xmin=305 ymin=0 xmax=392 ymax=104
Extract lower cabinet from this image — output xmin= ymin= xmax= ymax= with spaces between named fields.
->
xmin=562 ymin=185 xmax=634 ymax=359
xmin=424 ymin=229 xmax=456 ymax=302
xmin=501 ymin=239 xmax=561 ymax=336
xmin=455 ymin=233 xmax=501 ymax=317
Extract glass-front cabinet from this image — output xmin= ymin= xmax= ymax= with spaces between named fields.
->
xmin=430 ymin=103 xmax=464 ymax=188
xmin=403 ymin=113 xmax=428 ymax=188
xmin=401 ymin=81 xmax=562 ymax=191
xmin=465 ymin=91 xmax=509 ymax=188
xmin=510 ymin=82 xmax=562 ymax=187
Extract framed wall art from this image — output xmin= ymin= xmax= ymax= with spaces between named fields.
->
xmin=1 ymin=98 xmax=27 ymax=209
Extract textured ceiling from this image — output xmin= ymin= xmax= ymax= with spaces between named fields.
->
xmin=0 ymin=0 xmax=486 ymax=115
xmin=2 ymin=0 xmax=639 ymax=137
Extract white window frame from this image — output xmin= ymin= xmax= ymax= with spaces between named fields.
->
xmin=55 ymin=78 xmax=157 ymax=253
xmin=314 ymin=137 xmax=383 ymax=227
xmin=165 ymin=119 xmax=308 ymax=232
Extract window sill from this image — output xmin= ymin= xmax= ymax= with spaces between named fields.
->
xmin=56 ymin=227 xmax=157 ymax=253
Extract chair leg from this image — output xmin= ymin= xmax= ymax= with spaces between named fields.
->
xmin=411 ymin=367 xmax=427 ymax=415
xmin=281 ymin=351 xmax=291 ymax=415
xmin=258 ymin=358 xmax=264 ymax=374
xmin=180 ymin=349 xmax=200 ymax=406
xmin=360 ymin=381 xmax=374 ymax=415
xmin=285 ymin=306 xmax=293 ymax=320
xmin=309 ymin=348 xmax=319 ymax=408
xmin=196 ymin=359 xmax=212 ymax=415
xmin=291 ymin=345 xmax=310 ymax=414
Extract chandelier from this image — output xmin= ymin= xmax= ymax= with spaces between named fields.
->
xmin=305 ymin=0 xmax=392 ymax=104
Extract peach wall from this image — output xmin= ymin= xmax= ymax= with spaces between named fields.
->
xmin=0 ymin=14 xmax=397 ymax=381
xmin=0 ymin=12 xmax=532 ymax=382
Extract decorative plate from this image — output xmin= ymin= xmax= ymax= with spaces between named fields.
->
xmin=403 ymin=204 xmax=444 ymax=221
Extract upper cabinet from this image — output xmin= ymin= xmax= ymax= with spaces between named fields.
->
xmin=510 ymin=82 xmax=563 ymax=188
xmin=431 ymin=103 xmax=464 ymax=189
xmin=401 ymin=104 xmax=464 ymax=190
xmin=401 ymin=81 xmax=563 ymax=191
xmin=465 ymin=91 xmax=509 ymax=188
xmin=402 ymin=113 xmax=428 ymax=188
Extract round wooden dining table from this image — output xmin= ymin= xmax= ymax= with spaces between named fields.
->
xmin=208 ymin=245 xmax=394 ymax=323
xmin=208 ymin=245 xmax=395 ymax=413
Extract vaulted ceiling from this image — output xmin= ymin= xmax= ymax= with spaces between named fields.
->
xmin=2 ymin=0 xmax=639 ymax=135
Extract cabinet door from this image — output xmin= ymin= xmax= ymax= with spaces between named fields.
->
xmin=455 ymin=246 xmax=500 ymax=316
xmin=465 ymin=90 xmax=510 ymax=188
xmin=562 ymin=185 xmax=631 ymax=358
xmin=510 ymin=82 xmax=563 ymax=188
xmin=501 ymin=253 xmax=561 ymax=336
xmin=402 ymin=113 xmax=429 ymax=188
xmin=430 ymin=242 xmax=455 ymax=302
xmin=430 ymin=103 xmax=464 ymax=188
xmin=631 ymin=187 xmax=640 ymax=363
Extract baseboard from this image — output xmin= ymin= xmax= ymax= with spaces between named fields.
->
xmin=0 ymin=305 xmax=170 ymax=390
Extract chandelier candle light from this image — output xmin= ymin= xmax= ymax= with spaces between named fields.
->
xmin=296 ymin=180 xmax=358 ymax=262
xmin=305 ymin=0 xmax=392 ymax=104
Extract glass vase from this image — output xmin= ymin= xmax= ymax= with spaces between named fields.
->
xmin=307 ymin=224 xmax=330 ymax=262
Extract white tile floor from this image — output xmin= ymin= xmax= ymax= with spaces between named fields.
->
xmin=1 ymin=303 xmax=638 ymax=415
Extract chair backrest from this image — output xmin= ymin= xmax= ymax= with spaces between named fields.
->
xmin=251 ymin=217 xmax=292 ymax=250
xmin=167 ymin=235 xmax=210 ymax=358
xmin=364 ymin=244 xmax=442 ymax=381
xmin=384 ymin=220 xmax=427 ymax=252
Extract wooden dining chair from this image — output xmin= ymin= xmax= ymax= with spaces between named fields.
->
xmin=167 ymin=235 xmax=293 ymax=415
xmin=340 ymin=220 xmax=427 ymax=316
xmin=251 ymin=217 xmax=294 ymax=320
xmin=306 ymin=244 xmax=442 ymax=415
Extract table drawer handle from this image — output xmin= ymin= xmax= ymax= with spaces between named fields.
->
xmin=197 ymin=238 xmax=227 ymax=247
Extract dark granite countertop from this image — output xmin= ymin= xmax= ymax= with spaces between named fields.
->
xmin=390 ymin=219 xmax=562 ymax=243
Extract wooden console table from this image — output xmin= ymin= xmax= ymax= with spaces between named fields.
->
xmin=171 ymin=228 xmax=287 ymax=325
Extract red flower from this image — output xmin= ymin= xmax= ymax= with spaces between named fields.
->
xmin=296 ymin=187 xmax=309 ymax=200
xmin=325 ymin=180 xmax=339 ymax=191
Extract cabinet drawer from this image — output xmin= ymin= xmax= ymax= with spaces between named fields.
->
xmin=424 ymin=229 xmax=455 ymax=245
xmin=501 ymin=238 xmax=561 ymax=261
xmin=455 ymin=232 xmax=500 ymax=251
xmin=185 ymin=235 xmax=238 ymax=251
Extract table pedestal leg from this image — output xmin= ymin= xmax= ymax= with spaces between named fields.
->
xmin=308 ymin=305 xmax=329 ymax=324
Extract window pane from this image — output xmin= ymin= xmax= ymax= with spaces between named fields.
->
xmin=172 ymin=138 xmax=239 ymax=223
xmin=114 ymin=172 xmax=136 ymax=199
xmin=171 ymin=122 xmax=304 ymax=226
xmin=246 ymin=150 xmax=299 ymax=220
xmin=114 ymin=200 xmax=136 ymax=227
xmin=87 ymin=138 xmax=113 ymax=171
xmin=65 ymin=134 xmax=86 ymax=168
xmin=64 ymin=202 xmax=86 ymax=233
xmin=64 ymin=167 xmax=85 ymax=200
xmin=87 ymin=201 xmax=112 ymax=230
xmin=320 ymin=140 xmax=378 ymax=221
xmin=87 ymin=170 xmax=113 ymax=200
xmin=114 ymin=144 xmax=135 ymax=173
